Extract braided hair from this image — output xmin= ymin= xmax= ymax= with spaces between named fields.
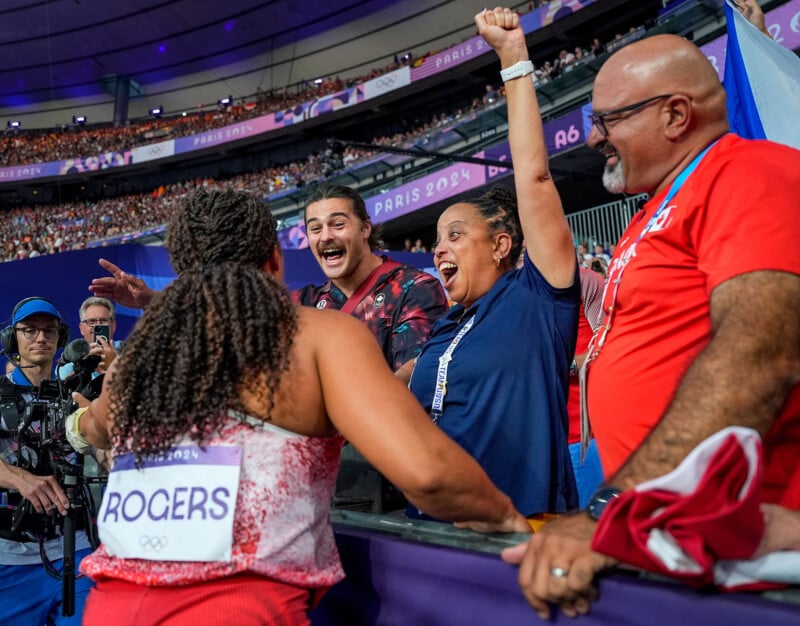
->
xmin=109 ymin=189 xmax=297 ymax=460
xmin=467 ymin=186 xmax=523 ymax=267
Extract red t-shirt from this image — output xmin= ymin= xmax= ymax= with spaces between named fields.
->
xmin=588 ymin=134 xmax=800 ymax=507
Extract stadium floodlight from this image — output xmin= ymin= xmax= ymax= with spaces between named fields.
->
xmin=7 ymin=120 xmax=20 ymax=129
xmin=149 ymin=106 xmax=163 ymax=118
xmin=73 ymin=115 xmax=87 ymax=125
xmin=218 ymin=95 xmax=232 ymax=108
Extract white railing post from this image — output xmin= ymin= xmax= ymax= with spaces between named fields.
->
xmin=568 ymin=194 xmax=646 ymax=248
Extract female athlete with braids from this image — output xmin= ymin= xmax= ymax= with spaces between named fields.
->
xmin=71 ymin=188 xmax=530 ymax=625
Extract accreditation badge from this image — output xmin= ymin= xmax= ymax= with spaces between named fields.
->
xmin=98 ymin=445 xmax=241 ymax=562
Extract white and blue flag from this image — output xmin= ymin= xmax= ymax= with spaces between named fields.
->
xmin=723 ymin=0 xmax=800 ymax=150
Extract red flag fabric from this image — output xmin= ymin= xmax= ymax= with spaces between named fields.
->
xmin=592 ymin=427 xmax=764 ymax=587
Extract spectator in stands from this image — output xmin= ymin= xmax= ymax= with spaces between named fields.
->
xmin=566 ymin=268 xmax=605 ymax=508
xmin=588 ymin=257 xmax=607 ymax=279
xmin=296 ymin=184 xmax=447 ymax=512
xmin=556 ymin=49 xmax=576 ymax=73
xmin=408 ymin=7 xmax=580 ymax=521
xmin=58 ymin=297 xmax=123 ymax=381
xmin=576 ymin=241 xmax=593 ymax=267
xmin=592 ymin=243 xmax=610 ymax=264
xmin=532 ymin=62 xmax=547 ymax=85
xmin=295 ymin=184 xmax=446 ymax=381
xmin=501 ymin=28 xmax=800 ymax=619
xmin=72 ymin=188 xmax=529 ymax=624
xmin=734 ymin=0 xmax=771 ymax=38
xmin=589 ymin=37 xmax=604 ymax=56
xmin=483 ymin=83 xmax=500 ymax=104
xmin=410 ymin=238 xmax=427 ymax=253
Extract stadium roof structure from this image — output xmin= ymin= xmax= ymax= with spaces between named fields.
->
xmin=0 ymin=0 xmax=401 ymax=107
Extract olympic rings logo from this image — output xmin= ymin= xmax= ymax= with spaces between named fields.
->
xmin=375 ymin=75 xmax=398 ymax=89
xmin=146 ymin=145 xmax=164 ymax=156
xmin=139 ymin=534 xmax=168 ymax=552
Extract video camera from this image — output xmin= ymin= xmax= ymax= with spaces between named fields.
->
xmin=0 ymin=375 xmax=104 ymax=616
xmin=57 ymin=338 xmax=105 ymax=402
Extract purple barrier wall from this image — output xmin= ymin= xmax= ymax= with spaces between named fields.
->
xmin=311 ymin=526 xmax=800 ymax=626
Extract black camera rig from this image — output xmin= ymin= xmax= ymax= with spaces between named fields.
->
xmin=0 ymin=375 xmax=105 ymax=617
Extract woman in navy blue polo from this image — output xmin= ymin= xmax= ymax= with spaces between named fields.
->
xmin=409 ymin=8 xmax=579 ymax=518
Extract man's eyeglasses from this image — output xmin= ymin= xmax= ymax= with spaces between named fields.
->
xmin=80 ymin=317 xmax=113 ymax=326
xmin=588 ymin=94 xmax=674 ymax=137
xmin=15 ymin=326 xmax=59 ymax=341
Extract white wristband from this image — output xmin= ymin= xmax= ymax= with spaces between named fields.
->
xmin=500 ymin=60 xmax=534 ymax=82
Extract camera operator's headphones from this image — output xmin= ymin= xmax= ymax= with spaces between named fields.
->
xmin=0 ymin=297 xmax=70 ymax=354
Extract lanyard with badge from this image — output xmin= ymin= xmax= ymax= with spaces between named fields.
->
xmin=410 ymin=311 xmax=475 ymax=519
xmin=579 ymin=141 xmax=719 ymax=457
xmin=411 ymin=308 xmax=476 ymax=423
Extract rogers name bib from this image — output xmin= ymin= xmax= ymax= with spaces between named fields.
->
xmin=98 ymin=445 xmax=241 ymax=562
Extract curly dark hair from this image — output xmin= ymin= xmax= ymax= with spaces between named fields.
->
xmin=304 ymin=183 xmax=384 ymax=251
xmin=109 ymin=189 xmax=297 ymax=460
xmin=467 ymin=186 xmax=523 ymax=267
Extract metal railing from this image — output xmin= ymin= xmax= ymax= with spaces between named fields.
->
xmin=567 ymin=194 xmax=647 ymax=248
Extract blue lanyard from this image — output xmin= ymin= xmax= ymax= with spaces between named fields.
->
xmin=588 ymin=139 xmax=720 ymax=361
xmin=579 ymin=139 xmax=720 ymax=456
xmin=634 ymin=141 xmax=718 ymax=246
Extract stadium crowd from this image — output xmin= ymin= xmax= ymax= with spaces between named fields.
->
xmin=0 ymin=19 xmax=638 ymax=169
xmin=0 ymin=17 xmax=650 ymax=263
xmin=1 ymin=1 xmax=799 ymax=625
xmin=0 ymin=95 xmax=493 ymax=261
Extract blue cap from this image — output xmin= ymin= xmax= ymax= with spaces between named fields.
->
xmin=12 ymin=299 xmax=63 ymax=325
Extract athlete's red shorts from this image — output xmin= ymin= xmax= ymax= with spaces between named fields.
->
xmin=82 ymin=572 xmax=325 ymax=626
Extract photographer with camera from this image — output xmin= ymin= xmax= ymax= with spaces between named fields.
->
xmin=0 ymin=297 xmax=94 ymax=626
xmin=58 ymin=297 xmax=123 ymax=382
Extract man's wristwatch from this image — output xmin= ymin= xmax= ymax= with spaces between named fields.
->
xmin=585 ymin=486 xmax=622 ymax=521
